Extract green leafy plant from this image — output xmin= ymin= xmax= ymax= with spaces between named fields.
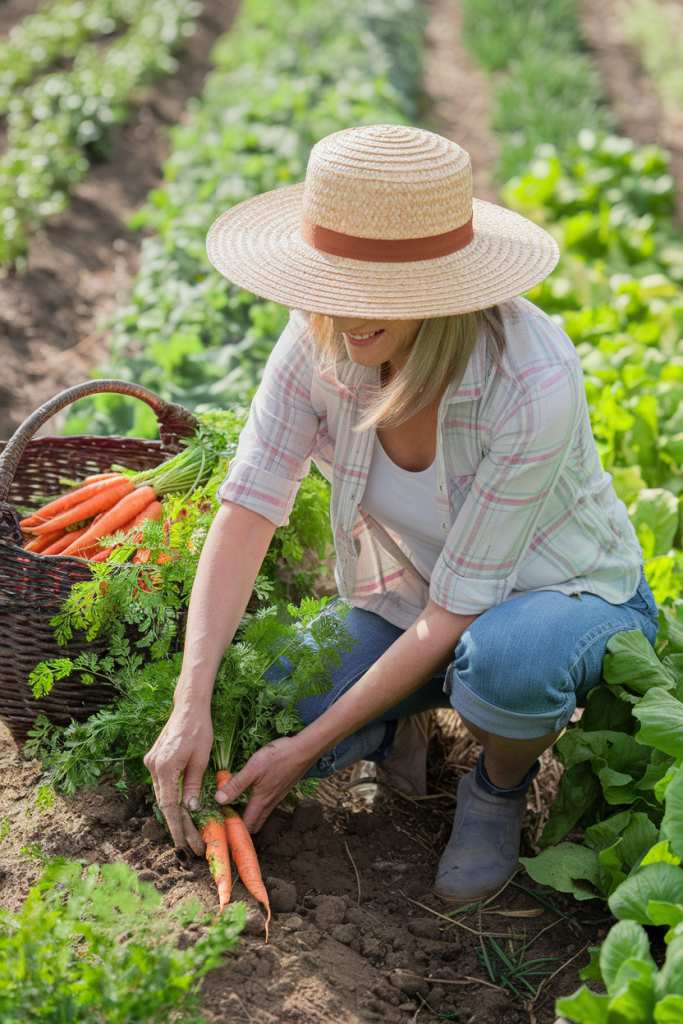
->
xmin=0 ymin=0 xmax=201 ymax=265
xmin=0 ymin=857 xmax=244 ymax=1023
xmin=27 ymin=595 xmax=355 ymax=799
xmin=557 ymin=919 xmax=683 ymax=1023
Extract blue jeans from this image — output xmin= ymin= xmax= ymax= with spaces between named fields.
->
xmin=278 ymin=570 xmax=659 ymax=779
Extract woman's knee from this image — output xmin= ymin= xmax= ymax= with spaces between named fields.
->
xmin=447 ymin=626 xmax=574 ymax=723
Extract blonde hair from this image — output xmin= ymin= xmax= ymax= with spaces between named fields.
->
xmin=304 ymin=307 xmax=506 ymax=431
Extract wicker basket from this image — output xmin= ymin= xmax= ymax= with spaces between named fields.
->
xmin=0 ymin=380 xmax=198 ymax=745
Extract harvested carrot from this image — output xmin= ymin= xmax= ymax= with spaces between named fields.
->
xmin=87 ymin=501 xmax=165 ymax=563
xmin=215 ymin=769 xmax=271 ymax=940
xmin=19 ymin=475 xmax=131 ymax=529
xmin=124 ymin=499 xmax=163 ymax=533
xmin=61 ymin=485 xmax=156 ymax=556
xmin=201 ymin=819 xmax=232 ymax=913
xmin=24 ymin=529 xmax=66 ymax=553
xmin=28 ymin=479 xmax=135 ymax=536
xmin=91 ymin=547 xmax=114 ymax=562
xmin=79 ymin=473 xmax=121 ymax=485
xmin=41 ymin=525 xmax=90 ymax=556
xmin=222 ymin=807 xmax=271 ymax=940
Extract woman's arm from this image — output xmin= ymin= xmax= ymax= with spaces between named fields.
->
xmin=216 ymin=599 xmax=478 ymax=832
xmin=143 ymin=500 xmax=276 ymax=854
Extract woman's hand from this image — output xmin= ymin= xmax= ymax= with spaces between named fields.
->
xmin=214 ymin=735 xmax=314 ymax=833
xmin=143 ymin=703 xmax=213 ymax=856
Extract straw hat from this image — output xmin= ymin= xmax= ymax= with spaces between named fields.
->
xmin=206 ymin=124 xmax=559 ymax=319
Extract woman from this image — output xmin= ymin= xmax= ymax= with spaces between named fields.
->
xmin=144 ymin=125 xmax=658 ymax=902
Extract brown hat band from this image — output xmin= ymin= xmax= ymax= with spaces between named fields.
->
xmin=300 ymin=212 xmax=474 ymax=263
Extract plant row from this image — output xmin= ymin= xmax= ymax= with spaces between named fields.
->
xmin=62 ymin=0 xmax=426 ymax=437
xmin=0 ymin=0 xmax=201 ymax=266
xmin=0 ymin=855 xmax=244 ymax=1023
xmin=458 ymin=1 xmax=683 ymax=1019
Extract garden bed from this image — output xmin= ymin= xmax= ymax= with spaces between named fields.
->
xmin=0 ymin=714 xmax=610 ymax=1024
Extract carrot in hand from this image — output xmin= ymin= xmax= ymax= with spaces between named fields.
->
xmin=215 ymin=769 xmax=271 ymax=940
xmin=28 ymin=479 xmax=135 ymax=536
xmin=61 ymin=485 xmax=157 ymax=556
xmin=19 ymin=475 xmax=132 ymax=529
xmin=201 ymin=819 xmax=232 ymax=913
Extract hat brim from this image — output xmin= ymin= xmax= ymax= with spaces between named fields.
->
xmin=206 ymin=183 xmax=560 ymax=318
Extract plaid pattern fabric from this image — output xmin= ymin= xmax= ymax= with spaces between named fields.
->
xmin=218 ymin=298 xmax=642 ymax=628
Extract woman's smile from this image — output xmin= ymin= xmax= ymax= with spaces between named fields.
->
xmin=344 ymin=329 xmax=386 ymax=347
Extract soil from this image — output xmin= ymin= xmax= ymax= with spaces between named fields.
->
xmin=0 ymin=712 xmax=608 ymax=1024
xmin=0 ymin=0 xmax=240 ymax=442
xmin=580 ymin=0 xmax=683 ymax=221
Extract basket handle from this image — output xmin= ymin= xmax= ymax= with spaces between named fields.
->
xmin=0 ymin=380 xmax=198 ymax=503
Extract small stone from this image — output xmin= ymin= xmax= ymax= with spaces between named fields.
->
xmin=265 ymin=876 xmax=297 ymax=914
xmin=408 ymin=917 xmax=441 ymax=941
xmin=242 ymin=906 xmax=266 ymax=936
xmin=137 ymin=869 xmax=158 ymax=883
xmin=389 ymin=969 xmax=430 ymax=1000
xmin=331 ymin=922 xmax=358 ymax=945
xmin=312 ymin=895 xmax=346 ymax=931
xmin=141 ymin=818 xmax=167 ymax=842
xmin=281 ymin=914 xmax=304 ymax=932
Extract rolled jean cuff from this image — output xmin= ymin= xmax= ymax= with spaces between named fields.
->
xmin=445 ymin=666 xmax=575 ymax=739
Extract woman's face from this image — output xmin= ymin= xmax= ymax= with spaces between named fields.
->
xmin=330 ymin=316 xmax=424 ymax=369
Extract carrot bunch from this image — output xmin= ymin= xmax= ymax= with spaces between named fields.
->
xmin=200 ymin=770 xmax=271 ymax=940
xmin=19 ymin=473 xmax=165 ymax=562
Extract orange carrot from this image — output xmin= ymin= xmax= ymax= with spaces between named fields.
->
xmin=79 ymin=473 xmax=121 ymax=485
xmin=90 ymin=547 xmax=114 ymax=562
xmin=215 ymin=769 xmax=271 ymax=940
xmin=61 ymin=485 xmax=156 ymax=556
xmin=19 ymin=475 xmax=131 ymax=529
xmin=29 ymin=479 xmax=135 ymax=536
xmin=124 ymin=499 xmax=163 ymax=533
xmin=201 ymin=819 xmax=232 ymax=913
xmin=41 ymin=525 xmax=90 ymax=556
xmin=24 ymin=529 xmax=66 ymax=553
xmin=222 ymin=807 xmax=271 ymax=940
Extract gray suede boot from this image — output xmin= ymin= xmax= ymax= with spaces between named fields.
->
xmin=433 ymin=757 xmax=537 ymax=902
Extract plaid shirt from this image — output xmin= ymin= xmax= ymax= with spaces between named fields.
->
xmin=218 ymin=298 xmax=642 ymax=629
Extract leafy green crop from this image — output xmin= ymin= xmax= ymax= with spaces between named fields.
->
xmin=556 ymin=918 xmax=683 ymax=1023
xmin=0 ymin=857 xmax=244 ymax=1023
xmin=459 ymin=0 xmax=612 ymax=180
xmin=0 ymin=0 xmax=200 ymax=265
xmin=62 ymin=0 xmax=426 ymax=436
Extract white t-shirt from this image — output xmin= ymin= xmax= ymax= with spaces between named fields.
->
xmin=361 ymin=434 xmax=445 ymax=581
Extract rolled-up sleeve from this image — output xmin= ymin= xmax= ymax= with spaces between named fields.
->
xmin=430 ymin=355 xmax=584 ymax=615
xmin=217 ymin=316 xmax=319 ymax=527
